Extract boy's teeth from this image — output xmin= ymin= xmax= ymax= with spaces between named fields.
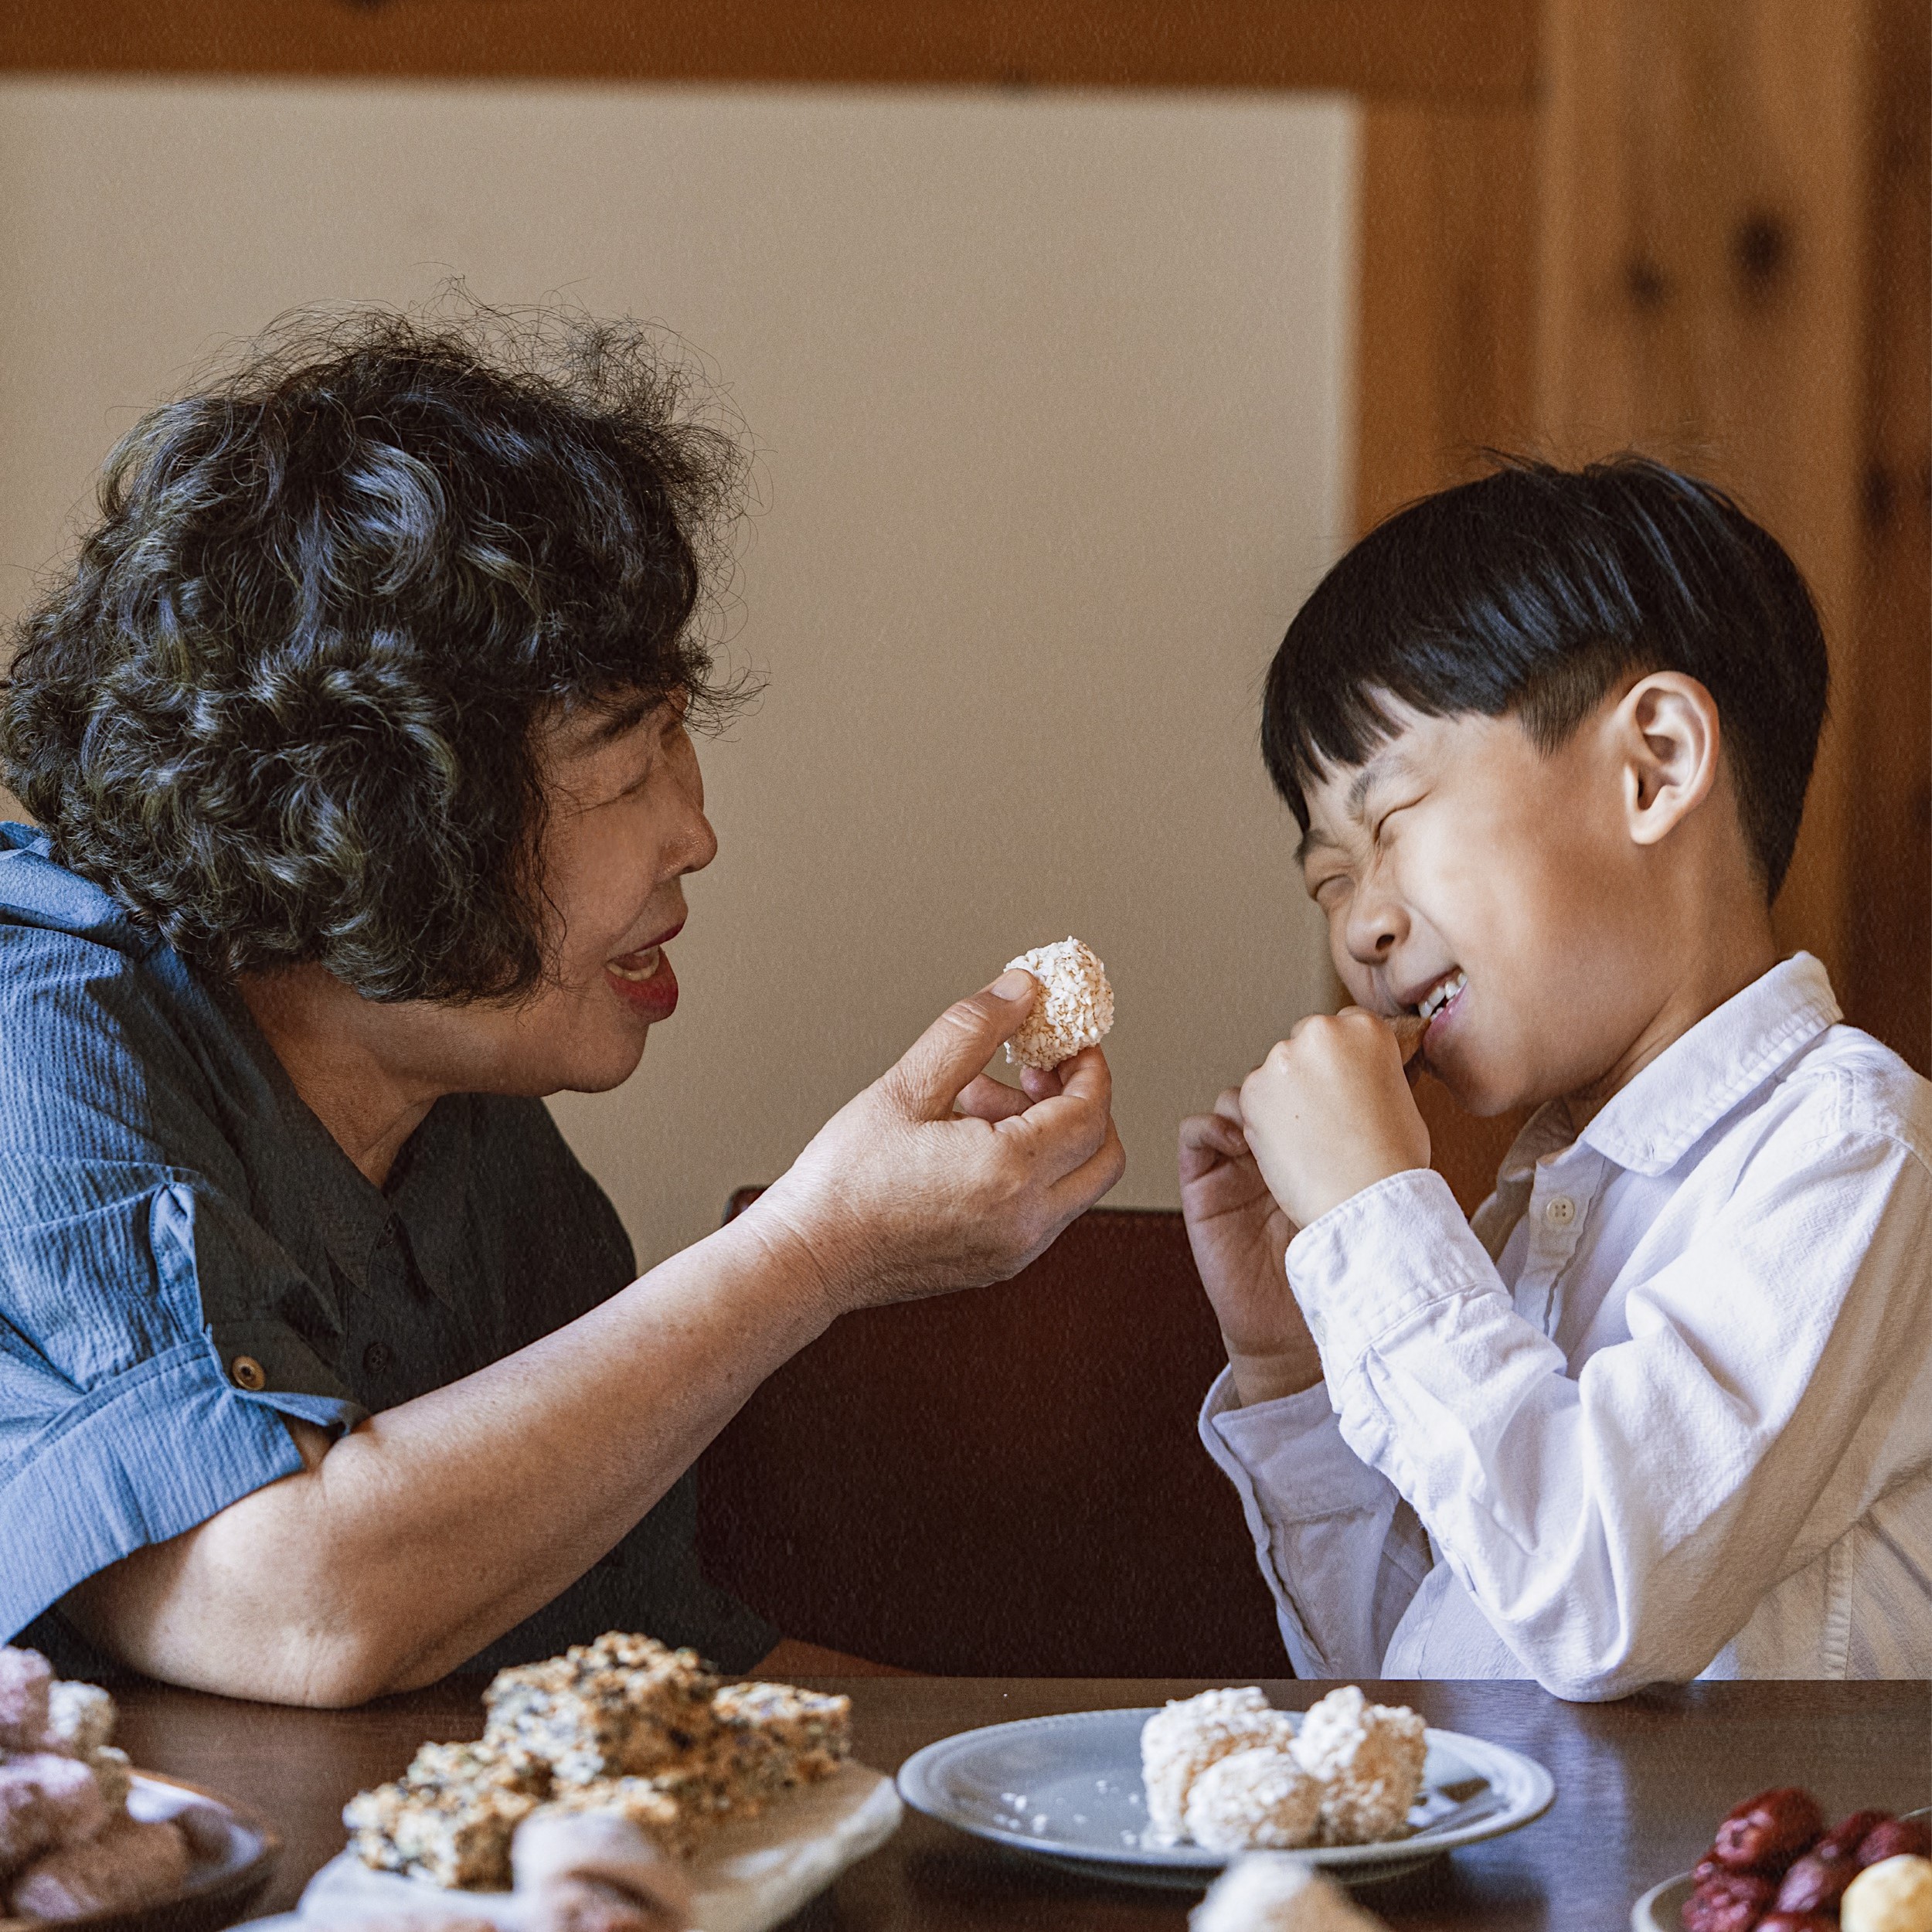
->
xmin=608 ymin=947 xmax=662 ymax=982
xmin=1419 ymin=970 xmax=1467 ymax=1022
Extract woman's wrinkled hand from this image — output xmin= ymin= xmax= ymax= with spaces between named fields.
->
xmin=749 ymin=968 xmax=1127 ymax=1318
xmin=1178 ymin=1089 xmax=1322 ymax=1406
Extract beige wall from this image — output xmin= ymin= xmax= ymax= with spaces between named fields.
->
xmin=0 ymin=79 xmax=1354 ymax=1264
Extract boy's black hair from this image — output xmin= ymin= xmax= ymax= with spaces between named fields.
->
xmin=1260 ymin=455 xmax=1828 ymax=898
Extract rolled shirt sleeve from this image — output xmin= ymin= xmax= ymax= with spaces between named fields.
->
xmin=0 ymin=838 xmax=364 ymax=1638
xmin=0 ymin=1155 xmax=365 ymax=1637
xmin=1199 ymin=1369 xmax=1430 ymax=1679
xmin=1284 ymin=1119 xmax=1932 ymax=1699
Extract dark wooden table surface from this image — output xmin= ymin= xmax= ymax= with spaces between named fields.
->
xmin=114 ymin=1675 xmax=1931 ymax=1930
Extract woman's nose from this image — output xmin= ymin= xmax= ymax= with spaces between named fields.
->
xmin=670 ymin=736 xmax=718 ymax=876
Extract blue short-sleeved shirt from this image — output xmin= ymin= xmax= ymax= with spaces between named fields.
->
xmin=0 ymin=824 xmax=775 ymax=1675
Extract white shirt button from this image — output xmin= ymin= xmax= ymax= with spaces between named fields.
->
xmin=1544 ymin=1196 xmax=1577 ymax=1229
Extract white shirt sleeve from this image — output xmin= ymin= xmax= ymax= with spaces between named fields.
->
xmin=1285 ymin=1114 xmax=1932 ymax=1701
xmin=1198 ymin=1368 xmax=1433 ymax=1678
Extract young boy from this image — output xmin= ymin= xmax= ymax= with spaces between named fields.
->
xmin=1181 ymin=457 xmax=1932 ymax=1697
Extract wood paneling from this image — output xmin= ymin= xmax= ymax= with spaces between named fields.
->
xmin=1356 ymin=104 xmax=1540 ymax=528
xmin=1845 ymin=0 xmax=1931 ymax=1070
xmin=1534 ymin=0 xmax=1872 ymax=1006
xmin=0 ymin=0 xmax=1539 ymax=102
xmin=1356 ymin=102 xmax=1544 ymax=1209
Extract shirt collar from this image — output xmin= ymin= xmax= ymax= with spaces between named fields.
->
xmin=1498 ymin=954 xmax=1841 ymax=1184
xmin=221 ymin=985 xmax=465 ymax=1310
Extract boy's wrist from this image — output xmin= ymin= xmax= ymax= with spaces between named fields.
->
xmin=1224 ymin=1340 xmax=1325 ymax=1408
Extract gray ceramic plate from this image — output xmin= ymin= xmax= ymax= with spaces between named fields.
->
xmin=896 ymin=1704 xmax=1555 ymax=1889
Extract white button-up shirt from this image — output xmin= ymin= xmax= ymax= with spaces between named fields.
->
xmin=1200 ymin=955 xmax=1932 ymax=1699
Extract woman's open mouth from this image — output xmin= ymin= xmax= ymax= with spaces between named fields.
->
xmin=605 ymin=928 xmax=682 ymax=1019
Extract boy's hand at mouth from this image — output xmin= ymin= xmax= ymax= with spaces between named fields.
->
xmin=1238 ymin=1009 xmax=1433 ymax=1230
xmin=1179 ymin=1089 xmax=1323 ymax=1405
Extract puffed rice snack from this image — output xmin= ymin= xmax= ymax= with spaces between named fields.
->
xmin=1140 ymin=1688 xmax=1296 ymax=1844
xmin=1003 ymin=937 xmax=1114 ymax=1070
xmin=1290 ymin=1685 xmax=1427 ymax=1845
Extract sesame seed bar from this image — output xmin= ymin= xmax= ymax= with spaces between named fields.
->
xmin=342 ymin=1742 xmax=553 ymax=1889
xmin=482 ymin=1637 xmax=716 ymax=1788
xmin=706 ymin=1682 xmax=852 ymax=1801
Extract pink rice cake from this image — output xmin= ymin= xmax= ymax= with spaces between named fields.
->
xmin=8 ymin=1815 xmax=189 ymax=1920
xmin=482 ymin=1634 xmax=716 ymax=1788
xmin=0 ymin=1753 xmax=111 ymax=1880
xmin=0 ymin=1649 xmax=53 ymax=1756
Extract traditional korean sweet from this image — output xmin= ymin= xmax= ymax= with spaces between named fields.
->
xmin=0 ymin=1643 xmax=205 ymax=1923
xmin=345 ymin=1632 xmax=852 ymax=1890
xmin=1679 ymin=1787 xmax=1931 ymax=1931
xmin=1141 ymin=1684 xmax=1428 ymax=1854
xmin=1190 ymin=1851 xmax=1390 ymax=1930
xmin=1002 ymin=937 xmax=1115 ymax=1070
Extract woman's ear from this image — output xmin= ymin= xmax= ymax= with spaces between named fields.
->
xmin=1616 ymin=672 xmax=1722 ymax=849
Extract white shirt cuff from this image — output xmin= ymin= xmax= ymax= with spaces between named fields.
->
xmin=1285 ymin=1167 xmax=1503 ymax=1375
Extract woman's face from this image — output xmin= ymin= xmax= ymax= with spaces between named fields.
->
xmin=469 ymin=693 xmax=719 ymax=1095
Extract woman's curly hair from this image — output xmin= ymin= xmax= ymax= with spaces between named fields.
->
xmin=1 ymin=300 xmax=747 ymax=1002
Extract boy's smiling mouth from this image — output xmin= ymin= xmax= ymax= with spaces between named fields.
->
xmin=1413 ymin=969 xmax=1468 ymax=1024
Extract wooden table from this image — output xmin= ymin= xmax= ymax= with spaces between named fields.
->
xmin=113 ymin=1676 xmax=1932 ymax=1930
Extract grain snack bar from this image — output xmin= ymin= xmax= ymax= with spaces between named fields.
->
xmin=346 ymin=1634 xmax=854 ymax=1890
xmin=343 ymin=1743 xmax=555 ymax=1890
xmin=482 ymin=1636 xmax=717 ymax=1787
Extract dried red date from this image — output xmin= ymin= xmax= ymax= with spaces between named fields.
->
xmin=1815 ymin=1810 xmax=1892 ymax=1860
xmin=1856 ymin=1815 xmax=1932 ymax=1866
xmin=1682 ymin=1872 xmax=1776 ymax=1932
xmin=1757 ymin=1916 xmax=1838 ymax=1932
xmin=1691 ymin=1852 xmax=1724 ymax=1887
xmin=1713 ymin=1789 xmax=1826 ymax=1876
xmin=1774 ymin=1851 xmax=1855 ymax=1914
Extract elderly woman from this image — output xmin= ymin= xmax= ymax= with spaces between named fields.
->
xmin=0 ymin=311 xmax=1123 ymax=1704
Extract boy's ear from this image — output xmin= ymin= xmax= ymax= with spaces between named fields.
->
xmin=1614 ymin=672 xmax=1722 ymax=849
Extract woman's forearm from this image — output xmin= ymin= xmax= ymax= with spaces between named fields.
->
xmin=67 ymin=1210 xmax=833 ymax=1705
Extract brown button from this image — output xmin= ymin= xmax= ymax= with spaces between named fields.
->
xmin=230 ymin=1355 xmax=267 ymax=1392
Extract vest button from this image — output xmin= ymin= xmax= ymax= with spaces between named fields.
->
xmin=362 ymin=1340 xmax=393 ymax=1376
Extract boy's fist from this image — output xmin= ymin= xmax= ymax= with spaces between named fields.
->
xmin=1237 ymin=1009 xmax=1432 ymax=1230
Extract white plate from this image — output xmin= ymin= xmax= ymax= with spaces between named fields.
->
xmin=296 ymin=1762 xmax=901 ymax=1932
xmin=896 ymin=1705 xmax=1555 ymax=1889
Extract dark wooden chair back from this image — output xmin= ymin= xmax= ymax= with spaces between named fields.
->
xmin=695 ymin=1200 xmax=1287 ymax=1676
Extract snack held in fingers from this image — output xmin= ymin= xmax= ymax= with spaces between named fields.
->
xmin=1002 ymin=937 xmax=1114 ymax=1070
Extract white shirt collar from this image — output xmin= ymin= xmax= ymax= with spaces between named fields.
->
xmin=1498 ymin=953 xmax=1842 ymax=1183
